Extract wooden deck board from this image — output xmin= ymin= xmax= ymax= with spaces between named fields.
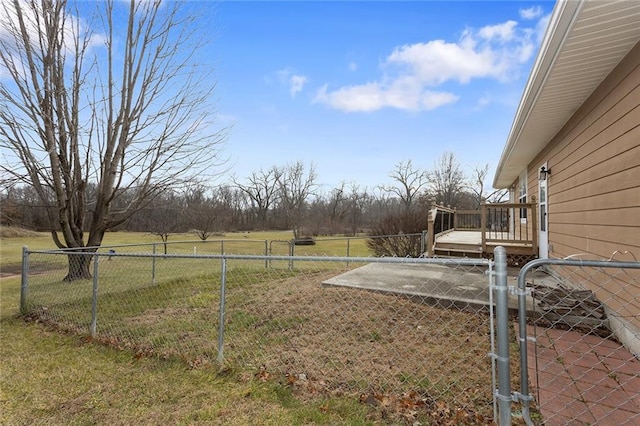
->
xmin=434 ymin=230 xmax=536 ymax=254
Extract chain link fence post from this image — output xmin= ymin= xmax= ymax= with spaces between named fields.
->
xmin=516 ymin=259 xmax=535 ymax=426
xmin=91 ymin=254 xmax=99 ymax=337
xmin=20 ymin=246 xmax=29 ymax=314
xmin=494 ymin=246 xmax=512 ymax=425
xmin=151 ymin=243 xmax=157 ymax=285
xmin=217 ymin=257 xmax=228 ymax=364
xmin=288 ymin=240 xmax=294 ymax=270
xmin=264 ymin=240 xmax=268 ymax=269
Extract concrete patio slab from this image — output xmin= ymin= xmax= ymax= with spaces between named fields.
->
xmin=322 ymin=262 xmax=530 ymax=311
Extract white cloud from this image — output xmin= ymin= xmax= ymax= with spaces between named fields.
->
xmin=275 ymin=68 xmax=308 ymax=98
xmin=477 ymin=20 xmax=518 ymax=42
xmin=314 ymin=82 xmax=458 ymax=113
xmin=520 ymin=6 xmax=543 ymax=20
xmin=315 ymin=16 xmax=542 ymax=113
xmin=289 ymin=74 xmax=308 ymax=97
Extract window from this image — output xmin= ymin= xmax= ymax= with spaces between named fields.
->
xmin=519 ymin=171 xmax=527 ymax=221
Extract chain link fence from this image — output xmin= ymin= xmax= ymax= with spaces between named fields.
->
xmin=20 ymin=246 xmax=503 ymax=424
xmin=508 ymin=255 xmax=640 ymax=425
xmin=21 ymin=240 xmax=640 ymax=424
xmin=83 ymin=233 xmax=422 ymax=259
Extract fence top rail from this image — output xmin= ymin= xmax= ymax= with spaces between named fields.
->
xmin=519 ymin=256 xmax=640 ymax=272
xmin=26 ymin=233 xmax=431 ymax=254
xmin=30 ymin=239 xmax=273 ymax=253
xmin=25 ymin=249 xmax=491 ymax=266
xmin=517 ymin=256 xmax=640 ymax=295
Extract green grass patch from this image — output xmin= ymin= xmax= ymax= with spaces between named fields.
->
xmin=1 ymin=272 xmax=381 ymax=425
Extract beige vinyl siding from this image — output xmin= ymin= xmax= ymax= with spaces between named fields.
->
xmin=526 ymin=42 xmax=640 ymax=344
xmin=529 ymin=42 xmax=640 ymax=261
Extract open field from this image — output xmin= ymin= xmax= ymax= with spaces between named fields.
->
xmin=0 ymin=229 xmax=373 ymax=274
xmin=1 ymin=229 xmax=521 ymax=424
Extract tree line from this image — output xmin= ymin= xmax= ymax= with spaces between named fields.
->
xmin=2 ymin=154 xmax=506 ymax=240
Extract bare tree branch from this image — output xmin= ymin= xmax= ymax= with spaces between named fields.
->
xmin=380 ymin=160 xmax=427 ymax=212
xmin=426 ymin=152 xmax=467 ymax=208
xmin=0 ymin=0 xmax=227 ymax=279
xmin=276 ymin=161 xmax=318 ymax=239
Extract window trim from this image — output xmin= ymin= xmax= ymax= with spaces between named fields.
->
xmin=518 ymin=171 xmax=528 ymax=221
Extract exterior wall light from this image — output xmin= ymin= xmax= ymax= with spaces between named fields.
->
xmin=539 ymin=166 xmax=551 ymax=181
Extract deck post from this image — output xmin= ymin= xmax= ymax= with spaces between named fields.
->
xmin=426 ymin=201 xmax=436 ymax=256
xmin=480 ymin=203 xmax=487 ymax=255
xmin=453 ymin=208 xmax=458 ymax=229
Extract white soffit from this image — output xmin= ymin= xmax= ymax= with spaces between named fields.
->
xmin=493 ymin=0 xmax=640 ymax=188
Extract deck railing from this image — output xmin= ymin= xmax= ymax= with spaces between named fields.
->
xmin=426 ymin=199 xmax=537 ymax=257
xmin=481 ymin=200 xmax=537 ymax=255
xmin=453 ymin=210 xmax=482 ymax=230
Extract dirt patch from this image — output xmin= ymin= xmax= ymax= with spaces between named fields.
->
xmin=1 ymin=264 xmax=23 ymax=278
xmin=222 ymin=270 xmax=501 ymax=424
xmin=0 ymin=226 xmax=41 ymax=238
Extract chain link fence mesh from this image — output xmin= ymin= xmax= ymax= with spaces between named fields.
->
xmin=85 ymin=233 xmax=400 ymax=258
xmin=21 ymin=247 xmax=501 ymax=423
xmin=518 ymin=257 xmax=640 ymax=425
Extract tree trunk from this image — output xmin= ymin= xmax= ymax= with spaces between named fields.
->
xmin=63 ymin=253 xmax=92 ymax=282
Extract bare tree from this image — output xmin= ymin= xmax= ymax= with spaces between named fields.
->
xmin=427 ymin=152 xmax=467 ymax=208
xmin=366 ymin=209 xmax=428 ymax=257
xmin=184 ymin=184 xmax=221 ymax=240
xmin=380 ymin=160 xmax=428 ymax=212
xmin=325 ymin=182 xmax=349 ymax=234
xmin=469 ymin=164 xmax=490 ymax=209
xmin=146 ymin=194 xmax=186 ymax=255
xmin=232 ymin=167 xmax=281 ymax=230
xmin=276 ymin=161 xmax=318 ymax=239
xmin=468 ymin=163 xmax=508 ymax=207
xmin=345 ymin=183 xmax=371 ymax=236
xmin=0 ymin=1 xmax=226 ymax=280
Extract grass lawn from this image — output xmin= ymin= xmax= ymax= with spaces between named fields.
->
xmin=1 ymin=228 xmax=511 ymax=425
xmin=1 ymin=230 xmax=379 ymax=425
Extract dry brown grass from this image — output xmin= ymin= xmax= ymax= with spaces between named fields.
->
xmin=0 ymin=225 xmax=41 ymax=238
xmin=219 ymin=270 xmax=500 ymax=424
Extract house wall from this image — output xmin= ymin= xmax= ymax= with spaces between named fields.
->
xmin=528 ymin=41 xmax=639 ymax=259
xmin=527 ymin=41 xmax=640 ymax=353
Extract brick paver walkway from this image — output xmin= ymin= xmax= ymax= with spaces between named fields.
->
xmin=520 ymin=324 xmax=640 ymax=425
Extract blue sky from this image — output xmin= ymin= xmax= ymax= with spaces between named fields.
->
xmin=0 ymin=0 xmax=554 ymax=193
xmin=212 ymin=1 xmax=554 ymax=191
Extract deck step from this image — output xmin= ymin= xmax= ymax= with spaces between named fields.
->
xmin=434 ymin=244 xmax=482 ymax=254
xmin=433 ymin=252 xmax=483 ymax=259
xmin=433 ymin=248 xmax=483 ymax=258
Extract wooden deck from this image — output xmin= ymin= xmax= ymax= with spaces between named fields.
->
xmin=434 ymin=230 xmax=535 ymax=258
xmin=426 ymin=202 xmax=538 ymax=262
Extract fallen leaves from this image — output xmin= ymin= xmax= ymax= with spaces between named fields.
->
xmin=357 ymin=390 xmax=490 ymax=425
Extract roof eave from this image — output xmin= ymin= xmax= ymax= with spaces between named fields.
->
xmin=493 ymin=0 xmax=584 ymax=189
